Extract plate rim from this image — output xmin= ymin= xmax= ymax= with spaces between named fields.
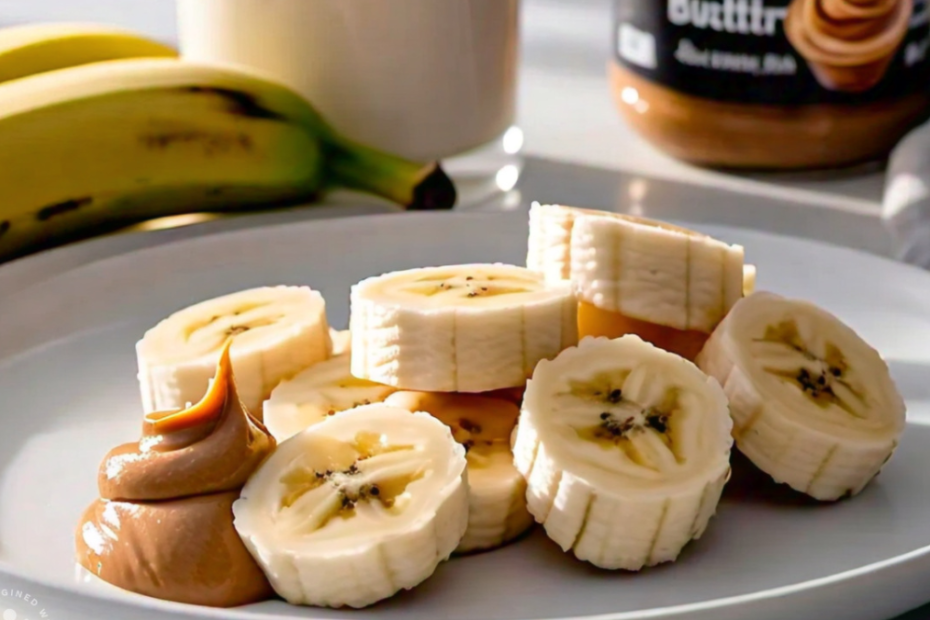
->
xmin=3 ymin=531 xmax=929 ymax=620
xmin=1 ymin=207 xmax=925 ymax=291
xmin=2 ymin=208 xmax=930 ymax=620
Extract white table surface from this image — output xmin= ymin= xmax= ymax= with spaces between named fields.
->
xmin=0 ymin=0 xmax=890 ymax=222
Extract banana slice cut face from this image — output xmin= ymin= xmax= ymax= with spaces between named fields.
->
xmin=350 ymin=264 xmax=577 ymax=393
xmin=513 ymin=335 xmax=733 ymax=571
xmin=264 ymin=348 xmax=396 ymax=443
xmin=696 ymin=292 xmax=906 ymax=501
xmin=233 ymin=404 xmax=468 ymax=609
xmin=386 ymin=391 xmax=534 ymax=554
xmin=137 ymin=286 xmax=332 ymax=419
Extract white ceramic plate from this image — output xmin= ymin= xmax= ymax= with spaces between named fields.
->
xmin=2 ymin=210 xmax=930 ymax=620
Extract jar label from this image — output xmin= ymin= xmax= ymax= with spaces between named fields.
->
xmin=613 ymin=0 xmax=930 ymax=104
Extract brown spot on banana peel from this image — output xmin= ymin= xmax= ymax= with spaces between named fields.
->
xmin=0 ymin=220 xmax=9 ymax=239
xmin=181 ymin=87 xmax=288 ymax=122
xmin=36 ymin=197 xmax=93 ymax=221
xmin=141 ymin=131 xmax=253 ymax=156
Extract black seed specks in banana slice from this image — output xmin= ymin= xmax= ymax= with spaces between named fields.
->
xmin=513 ymin=335 xmax=733 ymax=570
xmin=232 ymin=404 xmax=468 ymax=609
xmin=350 ymin=264 xmax=577 ymax=393
xmin=137 ymin=286 xmax=332 ymax=419
xmin=696 ymin=291 xmax=906 ymax=501
xmin=386 ymin=391 xmax=534 ymax=554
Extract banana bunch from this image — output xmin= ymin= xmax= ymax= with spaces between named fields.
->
xmin=0 ymin=24 xmax=456 ymax=263
xmin=526 ymin=203 xmax=752 ymax=361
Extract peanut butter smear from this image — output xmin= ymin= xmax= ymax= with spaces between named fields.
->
xmin=75 ymin=341 xmax=276 ymax=607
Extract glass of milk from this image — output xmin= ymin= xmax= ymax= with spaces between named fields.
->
xmin=177 ymin=0 xmax=523 ymax=207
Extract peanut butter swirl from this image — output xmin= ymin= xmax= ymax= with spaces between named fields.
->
xmin=76 ymin=341 xmax=276 ymax=607
xmin=786 ymin=0 xmax=912 ymax=92
xmin=99 ymin=345 xmax=274 ymax=501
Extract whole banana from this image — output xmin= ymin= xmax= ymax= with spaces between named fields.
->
xmin=0 ymin=22 xmax=177 ymax=83
xmin=0 ymin=56 xmax=456 ymax=262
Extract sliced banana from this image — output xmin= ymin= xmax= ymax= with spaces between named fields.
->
xmin=570 ymin=211 xmax=745 ymax=333
xmin=526 ymin=203 xmax=745 ymax=360
xmin=385 ymin=391 xmax=534 ymax=554
xmin=513 ymin=335 xmax=733 ymax=570
xmin=696 ymin=291 xmax=906 ymax=501
xmin=264 ymin=350 xmax=396 ymax=443
xmin=329 ymin=328 xmax=351 ymax=356
xmin=137 ymin=286 xmax=332 ymax=419
xmin=350 ymin=264 xmax=577 ymax=392
xmin=743 ymin=264 xmax=757 ymax=296
xmin=526 ymin=202 xmax=603 ymax=282
xmin=233 ymin=404 xmax=468 ymax=609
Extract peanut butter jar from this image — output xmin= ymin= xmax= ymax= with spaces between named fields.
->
xmin=611 ymin=0 xmax=930 ymax=169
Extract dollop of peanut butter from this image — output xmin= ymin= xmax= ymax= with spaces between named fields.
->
xmin=76 ymin=493 xmax=272 ymax=607
xmin=75 ymin=341 xmax=276 ymax=607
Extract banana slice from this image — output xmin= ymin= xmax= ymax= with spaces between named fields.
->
xmin=696 ymin=291 xmax=906 ymax=501
xmin=743 ymin=264 xmax=757 ymax=296
xmin=526 ymin=202 xmax=602 ymax=282
xmin=570 ymin=211 xmax=745 ymax=332
xmin=526 ymin=203 xmax=745 ymax=360
xmin=385 ymin=391 xmax=534 ymax=554
xmin=329 ymin=328 xmax=351 ymax=356
xmin=513 ymin=335 xmax=733 ymax=570
xmin=264 ymin=350 xmax=396 ymax=443
xmin=232 ymin=404 xmax=469 ymax=609
xmin=350 ymin=264 xmax=578 ymax=392
xmin=137 ymin=286 xmax=332 ymax=419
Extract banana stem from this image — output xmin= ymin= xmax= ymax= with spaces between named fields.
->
xmin=324 ymin=138 xmax=457 ymax=210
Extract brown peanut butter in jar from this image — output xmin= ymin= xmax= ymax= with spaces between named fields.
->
xmin=611 ymin=0 xmax=930 ymax=169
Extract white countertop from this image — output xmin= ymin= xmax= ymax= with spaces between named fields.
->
xmin=0 ymin=0 xmax=890 ymax=221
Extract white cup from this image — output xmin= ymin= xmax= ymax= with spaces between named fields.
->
xmin=177 ymin=0 xmax=521 ymax=163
